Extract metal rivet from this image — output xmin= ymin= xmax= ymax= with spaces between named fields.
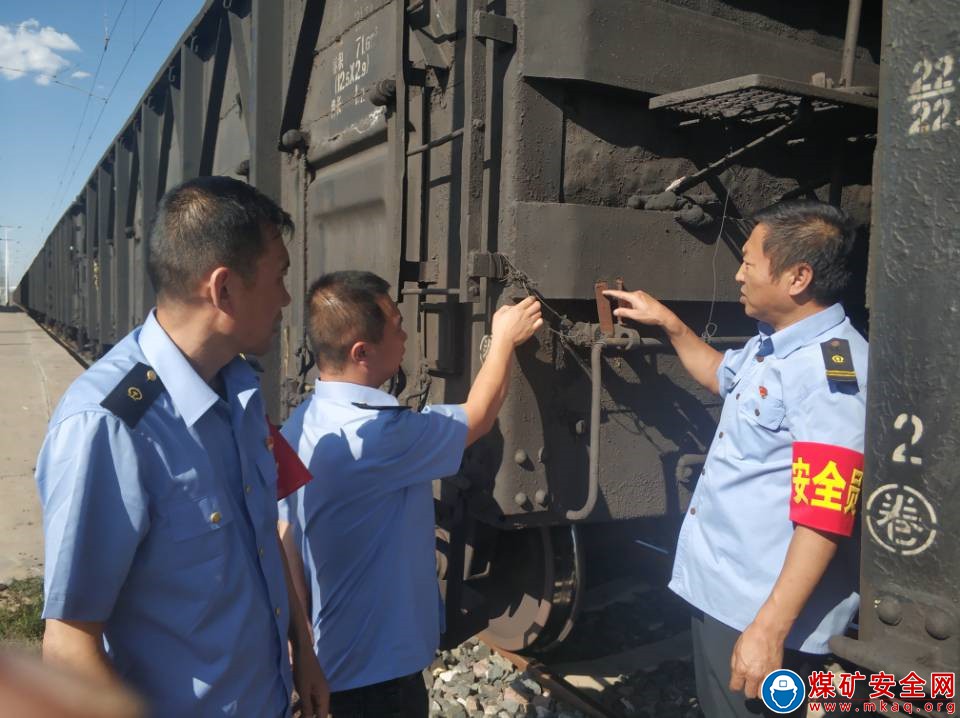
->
xmin=538 ymin=447 xmax=548 ymax=463
xmin=534 ymin=489 xmax=549 ymax=507
xmin=514 ymin=492 xmax=528 ymax=507
xmin=925 ymin=609 xmax=956 ymax=640
xmin=574 ymin=420 xmax=587 ymax=435
xmin=514 ymin=449 xmax=528 ymax=465
xmin=281 ymin=129 xmax=308 ymax=152
xmin=876 ymin=596 xmax=902 ymax=626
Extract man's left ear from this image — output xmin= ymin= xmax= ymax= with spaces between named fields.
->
xmin=787 ymin=263 xmax=814 ymax=297
xmin=209 ymin=266 xmax=233 ymax=313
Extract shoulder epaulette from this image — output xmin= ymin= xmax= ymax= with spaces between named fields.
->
xmin=239 ymin=353 xmax=264 ymax=372
xmin=351 ymin=402 xmax=411 ymax=412
xmin=820 ymin=338 xmax=858 ymax=385
xmin=100 ymin=362 xmax=165 ymax=428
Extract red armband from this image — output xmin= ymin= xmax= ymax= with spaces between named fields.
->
xmin=790 ymin=441 xmax=864 ymax=537
xmin=267 ymin=418 xmax=313 ymax=500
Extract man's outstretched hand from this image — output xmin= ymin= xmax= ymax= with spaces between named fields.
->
xmin=603 ymin=289 xmax=674 ymax=329
xmin=491 ymin=296 xmax=543 ymax=347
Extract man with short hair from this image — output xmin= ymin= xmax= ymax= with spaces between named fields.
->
xmin=606 ymin=200 xmax=868 ymax=718
xmin=278 ymin=271 xmax=542 ymax=718
xmin=37 ymin=176 xmax=328 ymax=717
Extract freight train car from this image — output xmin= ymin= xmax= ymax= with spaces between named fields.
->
xmin=18 ymin=0 xmax=956 ymax=682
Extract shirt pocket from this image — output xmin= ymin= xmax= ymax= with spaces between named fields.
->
xmin=738 ymin=393 xmax=786 ymax=431
xmin=166 ymin=495 xmax=233 ymax=541
xmin=150 ymin=496 xmax=234 ymax=574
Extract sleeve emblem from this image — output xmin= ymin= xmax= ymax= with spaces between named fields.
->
xmin=268 ymin=417 xmax=313 ymax=500
xmin=790 ymin=441 xmax=865 ymax=536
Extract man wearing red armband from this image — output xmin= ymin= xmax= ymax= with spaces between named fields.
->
xmin=606 ymin=200 xmax=867 ymax=718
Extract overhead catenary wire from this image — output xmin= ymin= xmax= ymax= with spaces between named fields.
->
xmin=0 ymin=66 xmax=108 ymax=100
xmin=40 ymin=0 xmax=141 ymax=237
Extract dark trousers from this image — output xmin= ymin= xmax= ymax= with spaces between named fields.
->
xmin=329 ymin=672 xmax=428 ymax=718
xmin=692 ymin=611 xmax=851 ymax=718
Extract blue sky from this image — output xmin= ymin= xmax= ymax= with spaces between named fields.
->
xmin=0 ymin=0 xmax=204 ymax=289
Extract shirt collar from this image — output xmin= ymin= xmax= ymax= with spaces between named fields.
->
xmin=139 ymin=311 xmax=258 ymax=426
xmin=310 ymin=380 xmax=399 ymax=407
xmin=761 ymin=303 xmax=846 ymax=359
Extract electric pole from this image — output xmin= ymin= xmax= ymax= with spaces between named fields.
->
xmin=0 ymin=225 xmax=23 ymax=306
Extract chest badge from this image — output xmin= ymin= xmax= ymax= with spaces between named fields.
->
xmin=759 ymin=385 xmax=768 ymax=399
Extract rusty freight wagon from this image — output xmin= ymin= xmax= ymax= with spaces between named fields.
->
xmin=19 ymin=0 xmax=957 ymax=686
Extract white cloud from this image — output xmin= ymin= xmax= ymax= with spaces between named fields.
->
xmin=70 ymin=70 xmax=91 ymax=79
xmin=0 ymin=19 xmax=81 ymax=85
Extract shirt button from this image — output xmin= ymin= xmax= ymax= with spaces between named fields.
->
xmin=718 ymin=431 xmax=724 ymax=438
xmin=754 ymin=408 xmax=761 ymax=417
xmin=258 ymin=546 xmax=265 ymax=557
xmin=689 ymin=507 xmax=697 ymax=516
xmin=275 ymin=607 xmax=281 ymax=617
xmin=756 ymin=355 xmax=765 ymax=363
xmin=245 ymin=484 xmax=252 ymax=494
xmin=736 ymin=393 xmax=740 ymax=400
xmin=209 ymin=511 xmax=222 ymax=524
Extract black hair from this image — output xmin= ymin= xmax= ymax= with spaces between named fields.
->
xmin=306 ymin=271 xmax=392 ymax=371
xmin=147 ymin=175 xmax=293 ymax=299
xmin=752 ymin=200 xmax=857 ymax=304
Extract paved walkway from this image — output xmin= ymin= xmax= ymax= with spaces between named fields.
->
xmin=0 ymin=307 xmax=84 ymax=583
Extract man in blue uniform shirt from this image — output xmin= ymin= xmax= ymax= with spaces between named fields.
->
xmin=606 ymin=201 xmax=868 ymax=717
xmin=278 ymin=271 xmax=542 ymax=717
xmin=36 ymin=176 xmax=328 ymax=717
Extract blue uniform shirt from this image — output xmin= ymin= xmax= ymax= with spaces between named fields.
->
xmin=278 ymin=382 xmax=468 ymax=691
xmin=669 ymin=303 xmax=868 ymax=653
xmin=37 ymin=312 xmax=293 ymax=717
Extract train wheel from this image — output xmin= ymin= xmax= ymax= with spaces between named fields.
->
xmin=477 ymin=525 xmax=584 ymax=653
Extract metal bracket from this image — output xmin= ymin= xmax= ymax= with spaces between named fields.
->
xmin=474 ymin=11 xmax=515 ymax=45
xmin=594 ymin=278 xmax=625 ymax=337
xmin=468 ymin=251 xmax=508 ymax=280
xmin=400 ymin=258 xmax=439 ymax=284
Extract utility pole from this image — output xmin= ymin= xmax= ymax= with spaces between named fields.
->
xmin=0 ymin=225 xmax=23 ymax=306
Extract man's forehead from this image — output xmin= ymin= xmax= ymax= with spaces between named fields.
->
xmin=744 ymin=223 xmax=770 ymax=254
xmin=376 ymin=293 xmax=401 ymax=318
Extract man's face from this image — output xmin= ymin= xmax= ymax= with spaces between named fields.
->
xmin=231 ymin=226 xmax=291 ymax=356
xmin=366 ymin=295 xmax=407 ymax=384
xmin=735 ymin=223 xmax=794 ymax=325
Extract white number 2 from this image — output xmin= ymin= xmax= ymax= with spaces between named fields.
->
xmin=892 ymin=413 xmax=923 ymax=465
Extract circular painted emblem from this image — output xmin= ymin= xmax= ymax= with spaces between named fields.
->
xmin=866 ymin=483 xmax=938 ymax=556
xmin=127 ymin=387 xmax=143 ymax=401
xmin=479 ymin=334 xmax=492 ymax=363
xmin=760 ymin=669 xmax=806 ymax=714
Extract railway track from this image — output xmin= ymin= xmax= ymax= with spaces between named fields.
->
xmin=473 ymin=577 xmax=703 ymax=718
